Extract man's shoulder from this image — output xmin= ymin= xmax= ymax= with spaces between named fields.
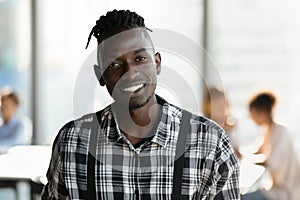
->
xmin=163 ymin=98 xmax=225 ymax=135
xmin=59 ymin=113 xmax=94 ymax=133
xmin=189 ymin=112 xmax=227 ymax=142
xmin=177 ymin=108 xmax=225 ymax=134
xmin=187 ymin=112 xmax=238 ymax=167
xmin=63 ymin=105 xmax=110 ymax=129
xmin=55 ymin=105 xmax=111 ymax=144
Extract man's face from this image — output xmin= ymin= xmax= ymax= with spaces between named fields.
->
xmin=0 ymin=97 xmax=17 ymax=122
xmin=96 ymin=28 xmax=161 ymax=109
xmin=210 ymin=98 xmax=227 ymax=125
xmin=250 ymin=108 xmax=267 ymax=126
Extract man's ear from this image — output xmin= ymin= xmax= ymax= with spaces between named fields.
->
xmin=155 ymin=52 xmax=161 ymax=75
xmin=93 ymin=65 xmax=105 ymax=86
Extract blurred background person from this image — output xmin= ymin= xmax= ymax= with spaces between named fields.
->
xmin=242 ymin=91 xmax=300 ymax=200
xmin=0 ymin=88 xmax=25 ymax=153
xmin=203 ymin=86 xmax=242 ymax=159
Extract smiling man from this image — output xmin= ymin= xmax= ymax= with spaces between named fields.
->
xmin=42 ymin=10 xmax=240 ymax=200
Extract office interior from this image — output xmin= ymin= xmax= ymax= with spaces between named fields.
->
xmin=1 ymin=0 xmax=300 ymax=199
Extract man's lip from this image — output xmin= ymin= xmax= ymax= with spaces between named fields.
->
xmin=119 ymin=80 xmax=145 ymax=88
xmin=119 ymin=82 xmax=146 ymax=93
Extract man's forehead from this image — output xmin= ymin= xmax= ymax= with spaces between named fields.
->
xmin=97 ymin=28 xmax=153 ymax=62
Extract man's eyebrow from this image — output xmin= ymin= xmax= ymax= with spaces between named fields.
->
xmin=133 ymin=48 xmax=147 ymax=54
xmin=102 ymin=48 xmax=150 ymax=62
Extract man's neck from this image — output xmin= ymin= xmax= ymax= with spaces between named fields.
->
xmin=3 ymin=115 xmax=13 ymax=124
xmin=114 ymin=96 xmax=162 ymax=144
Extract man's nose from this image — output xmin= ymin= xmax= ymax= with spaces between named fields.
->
xmin=122 ymin=62 xmax=139 ymax=80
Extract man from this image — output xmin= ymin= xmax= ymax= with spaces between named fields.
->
xmin=0 ymin=90 xmax=25 ymax=152
xmin=42 ymin=9 xmax=240 ymax=199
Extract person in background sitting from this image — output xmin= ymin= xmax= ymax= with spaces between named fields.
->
xmin=0 ymin=89 xmax=25 ymax=153
xmin=242 ymin=91 xmax=300 ymax=200
xmin=203 ymin=86 xmax=242 ymax=159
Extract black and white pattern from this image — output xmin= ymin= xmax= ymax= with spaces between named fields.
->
xmin=42 ymin=96 xmax=240 ymax=200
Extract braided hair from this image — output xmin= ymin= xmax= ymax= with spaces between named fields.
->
xmin=86 ymin=9 xmax=151 ymax=49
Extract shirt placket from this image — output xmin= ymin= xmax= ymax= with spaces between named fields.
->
xmin=133 ymin=152 xmax=140 ymax=200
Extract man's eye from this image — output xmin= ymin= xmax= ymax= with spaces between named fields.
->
xmin=109 ymin=62 xmax=121 ymax=68
xmin=135 ymin=56 xmax=147 ymax=62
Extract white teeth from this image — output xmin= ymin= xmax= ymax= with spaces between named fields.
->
xmin=123 ymin=84 xmax=144 ymax=92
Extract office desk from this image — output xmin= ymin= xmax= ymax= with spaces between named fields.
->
xmin=239 ymin=156 xmax=266 ymax=194
xmin=0 ymin=145 xmax=266 ymax=198
xmin=0 ymin=145 xmax=52 ymax=200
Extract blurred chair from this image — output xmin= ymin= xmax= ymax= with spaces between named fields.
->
xmin=0 ymin=115 xmax=32 ymax=200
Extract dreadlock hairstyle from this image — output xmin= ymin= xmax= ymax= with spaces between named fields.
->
xmin=85 ymin=9 xmax=151 ymax=49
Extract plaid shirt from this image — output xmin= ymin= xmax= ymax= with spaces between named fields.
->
xmin=42 ymin=96 xmax=240 ymax=200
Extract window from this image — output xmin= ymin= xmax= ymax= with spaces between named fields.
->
xmin=209 ymin=0 xmax=300 ymax=151
xmin=0 ymin=0 xmax=32 ymax=117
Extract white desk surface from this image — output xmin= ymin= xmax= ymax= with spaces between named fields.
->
xmin=0 ymin=145 xmax=265 ymax=191
xmin=239 ymin=160 xmax=265 ymax=188
xmin=0 ymin=145 xmax=51 ymax=182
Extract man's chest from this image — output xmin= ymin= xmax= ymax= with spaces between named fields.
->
xmin=61 ymin=142 xmax=213 ymax=199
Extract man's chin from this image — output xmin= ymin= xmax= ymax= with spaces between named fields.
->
xmin=129 ymin=102 xmax=145 ymax=109
xmin=125 ymin=94 xmax=152 ymax=109
xmin=129 ymin=98 xmax=149 ymax=109
xmin=113 ymin=90 xmax=155 ymax=109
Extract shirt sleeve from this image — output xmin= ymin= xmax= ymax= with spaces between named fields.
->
xmin=213 ymin=163 xmax=240 ymax=199
xmin=41 ymin=131 xmax=71 ymax=200
xmin=0 ymin=118 xmax=24 ymax=145
xmin=208 ymin=132 xmax=241 ymax=200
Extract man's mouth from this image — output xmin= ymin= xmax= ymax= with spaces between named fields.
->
xmin=121 ymin=84 xmax=145 ymax=93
